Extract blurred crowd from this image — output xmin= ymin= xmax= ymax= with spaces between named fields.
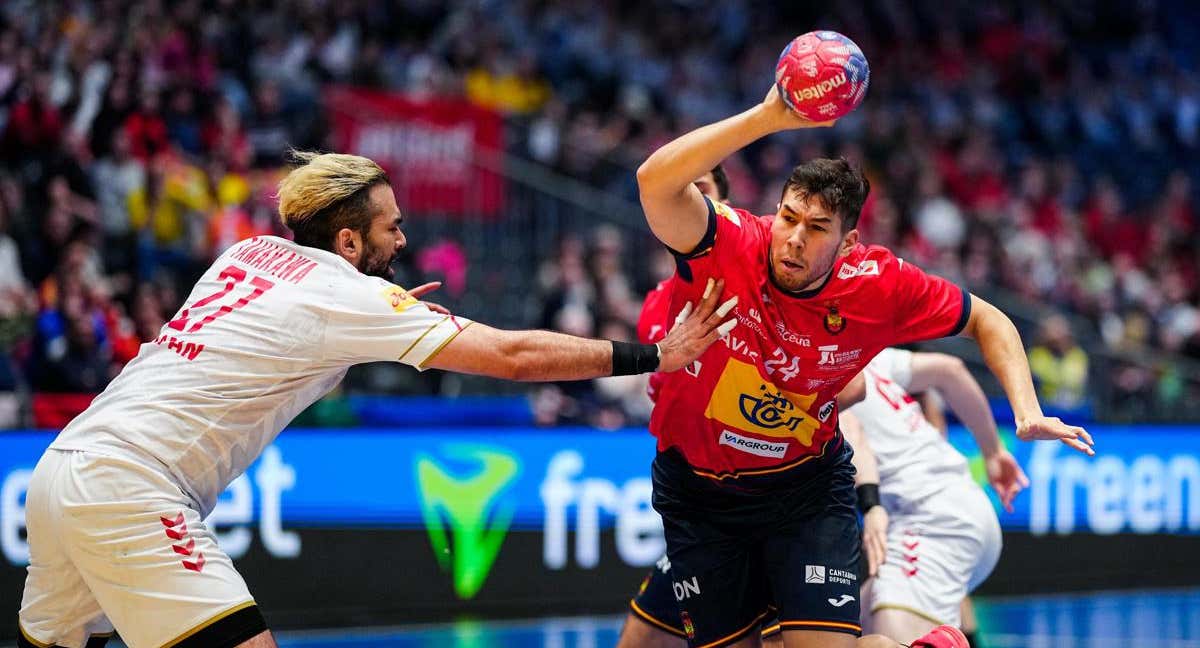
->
xmin=0 ymin=0 xmax=1197 ymax=427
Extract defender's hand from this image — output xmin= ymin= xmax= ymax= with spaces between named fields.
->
xmin=985 ymin=450 xmax=1030 ymax=512
xmin=1016 ymin=416 xmax=1094 ymax=456
xmin=657 ymin=278 xmax=737 ymax=373
xmin=862 ymin=506 xmax=889 ymax=578
xmin=408 ymin=281 xmax=451 ymax=315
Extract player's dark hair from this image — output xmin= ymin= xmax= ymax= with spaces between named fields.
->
xmin=711 ymin=164 xmax=730 ymax=201
xmin=780 ymin=157 xmax=869 ymax=231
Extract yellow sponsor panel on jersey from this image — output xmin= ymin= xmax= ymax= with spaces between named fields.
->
xmin=382 ymin=286 xmax=418 ymax=313
xmin=705 ymin=358 xmax=819 ymax=444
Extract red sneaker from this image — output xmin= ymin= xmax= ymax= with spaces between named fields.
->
xmin=911 ymin=625 xmax=970 ymax=648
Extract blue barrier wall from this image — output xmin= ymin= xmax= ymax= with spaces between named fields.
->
xmin=2 ymin=424 xmax=1198 ymax=558
xmin=1 ymin=424 xmax=1198 ymax=636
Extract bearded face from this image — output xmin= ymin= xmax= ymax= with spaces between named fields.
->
xmin=357 ymin=183 xmax=406 ymax=280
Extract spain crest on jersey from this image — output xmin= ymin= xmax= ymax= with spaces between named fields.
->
xmin=824 ymin=302 xmax=846 ymax=335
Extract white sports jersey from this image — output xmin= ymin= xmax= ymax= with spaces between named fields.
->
xmin=51 ymin=236 xmax=472 ymax=516
xmin=847 ymin=348 xmax=970 ymax=507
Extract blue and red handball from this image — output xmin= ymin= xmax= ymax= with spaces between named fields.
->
xmin=774 ymin=30 xmax=870 ymax=122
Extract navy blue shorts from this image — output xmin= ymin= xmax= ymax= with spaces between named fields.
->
xmin=644 ymin=442 xmax=863 ymax=647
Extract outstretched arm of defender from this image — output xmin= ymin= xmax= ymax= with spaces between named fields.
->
xmin=843 ymin=411 xmax=879 ymax=487
xmin=907 ymin=352 xmax=1030 ymax=510
xmin=842 ymin=412 xmax=887 ymax=577
xmin=959 ymin=294 xmax=1094 ymax=455
xmin=907 ymin=353 xmax=1000 ymax=456
xmin=636 ymin=86 xmax=832 ymax=253
xmin=425 ymin=279 xmax=737 ymax=381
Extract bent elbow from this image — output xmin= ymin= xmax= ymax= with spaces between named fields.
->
xmin=636 ymin=161 xmax=654 ymax=191
xmin=945 ymin=354 xmax=968 ymax=375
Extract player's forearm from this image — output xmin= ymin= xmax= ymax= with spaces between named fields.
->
xmin=919 ymin=392 xmax=948 ymax=435
xmin=966 ymin=298 xmax=1044 ymax=428
xmin=637 ymin=106 xmax=777 ymax=200
xmin=841 ymin=412 xmax=879 ymax=486
xmin=938 ymin=361 xmax=1002 ymax=457
xmin=501 ymin=330 xmax=618 ymax=382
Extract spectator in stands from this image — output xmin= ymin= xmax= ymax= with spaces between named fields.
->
xmin=0 ymin=196 xmax=26 ymax=298
xmin=465 ymin=49 xmax=551 ymax=115
xmin=1029 ymin=314 xmax=1089 ymax=410
xmin=92 ymin=129 xmax=145 ymax=277
xmin=245 ymin=80 xmax=293 ymax=168
xmin=30 ymin=267 xmax=112 ymax=393
xmin=0 ymin=72 xmax=62 ymax=167
xmin=164 ymin=85 xmax=203 ymax=156
xmin=32 ymin=307 xmax=113 ymax=393
xmin=0 ymin=196 xmax=34 ymax=425
xmin=123 ymin=86 xmax=169 ymax=163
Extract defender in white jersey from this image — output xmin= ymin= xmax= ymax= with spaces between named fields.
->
xmin=847 ymin=348 xmax=1029 ymax=645
xmin=17 ymin=152 xmax=738 ymax=648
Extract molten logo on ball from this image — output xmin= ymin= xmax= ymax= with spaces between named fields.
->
xmin=775 ymin=30 xmax=869 ymax=122
xmin=793 ymin=73 xmax=847 ymax=102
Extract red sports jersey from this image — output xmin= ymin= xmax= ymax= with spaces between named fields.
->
xmin=650 ymin=198 xmax=970 ymax=481
xmin=638 ymin=277 xmax=677 ymax=346
xmin=637 ymin=276 xmax=678 ymax=402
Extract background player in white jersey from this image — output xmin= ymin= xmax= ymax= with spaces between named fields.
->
xmin=845 ymin=348 xmax=1025 ymax=645
xmin=16 ymin=151 xmax=738 ymax=648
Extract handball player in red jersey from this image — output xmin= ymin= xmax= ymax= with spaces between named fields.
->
xmin=629 ymin=85 xmax=1094 ymax=648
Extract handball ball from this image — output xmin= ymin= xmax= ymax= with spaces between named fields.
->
xmin=775 ymin=30 xmax=869 ymax=122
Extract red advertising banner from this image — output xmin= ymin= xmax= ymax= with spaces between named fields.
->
xmin=325 ymin=87 xmax=504 ymax=216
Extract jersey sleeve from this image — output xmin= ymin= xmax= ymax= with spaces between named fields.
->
xmin=668 ymin=197 xmax=760 ymax=284
xmin=882 ymin=348 xmax=915 ymax=390
xmin=892 ymin=258 xmax=972 ymax=344
xmin=638 ymin=278 xmax=678 ymax=402
xmin=637 ymin=279 xmax=674 ymax=344
xmin=321 ymin=279 xmax=473 ymax=369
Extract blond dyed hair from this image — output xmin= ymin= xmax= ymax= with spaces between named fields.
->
xmin=277 ymin=150 xmax=390 ymax=250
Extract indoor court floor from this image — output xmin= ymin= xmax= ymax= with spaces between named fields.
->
xmin=273 ymin=587 xmax=1200 ymax=648
xmin=7 ymin=588 xmax=1198 ymax=648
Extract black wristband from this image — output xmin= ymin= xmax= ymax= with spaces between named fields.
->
xmin=856 ymin=483 xmax=881 ymax=514
xmin=611 ymin=341 xmax=660 ymax=376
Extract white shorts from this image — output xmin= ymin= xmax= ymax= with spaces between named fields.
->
xmin=863 ymin=478 xmax=1001 ymax=628
xmin=18 ymin=449 xmax=265 ymax=648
